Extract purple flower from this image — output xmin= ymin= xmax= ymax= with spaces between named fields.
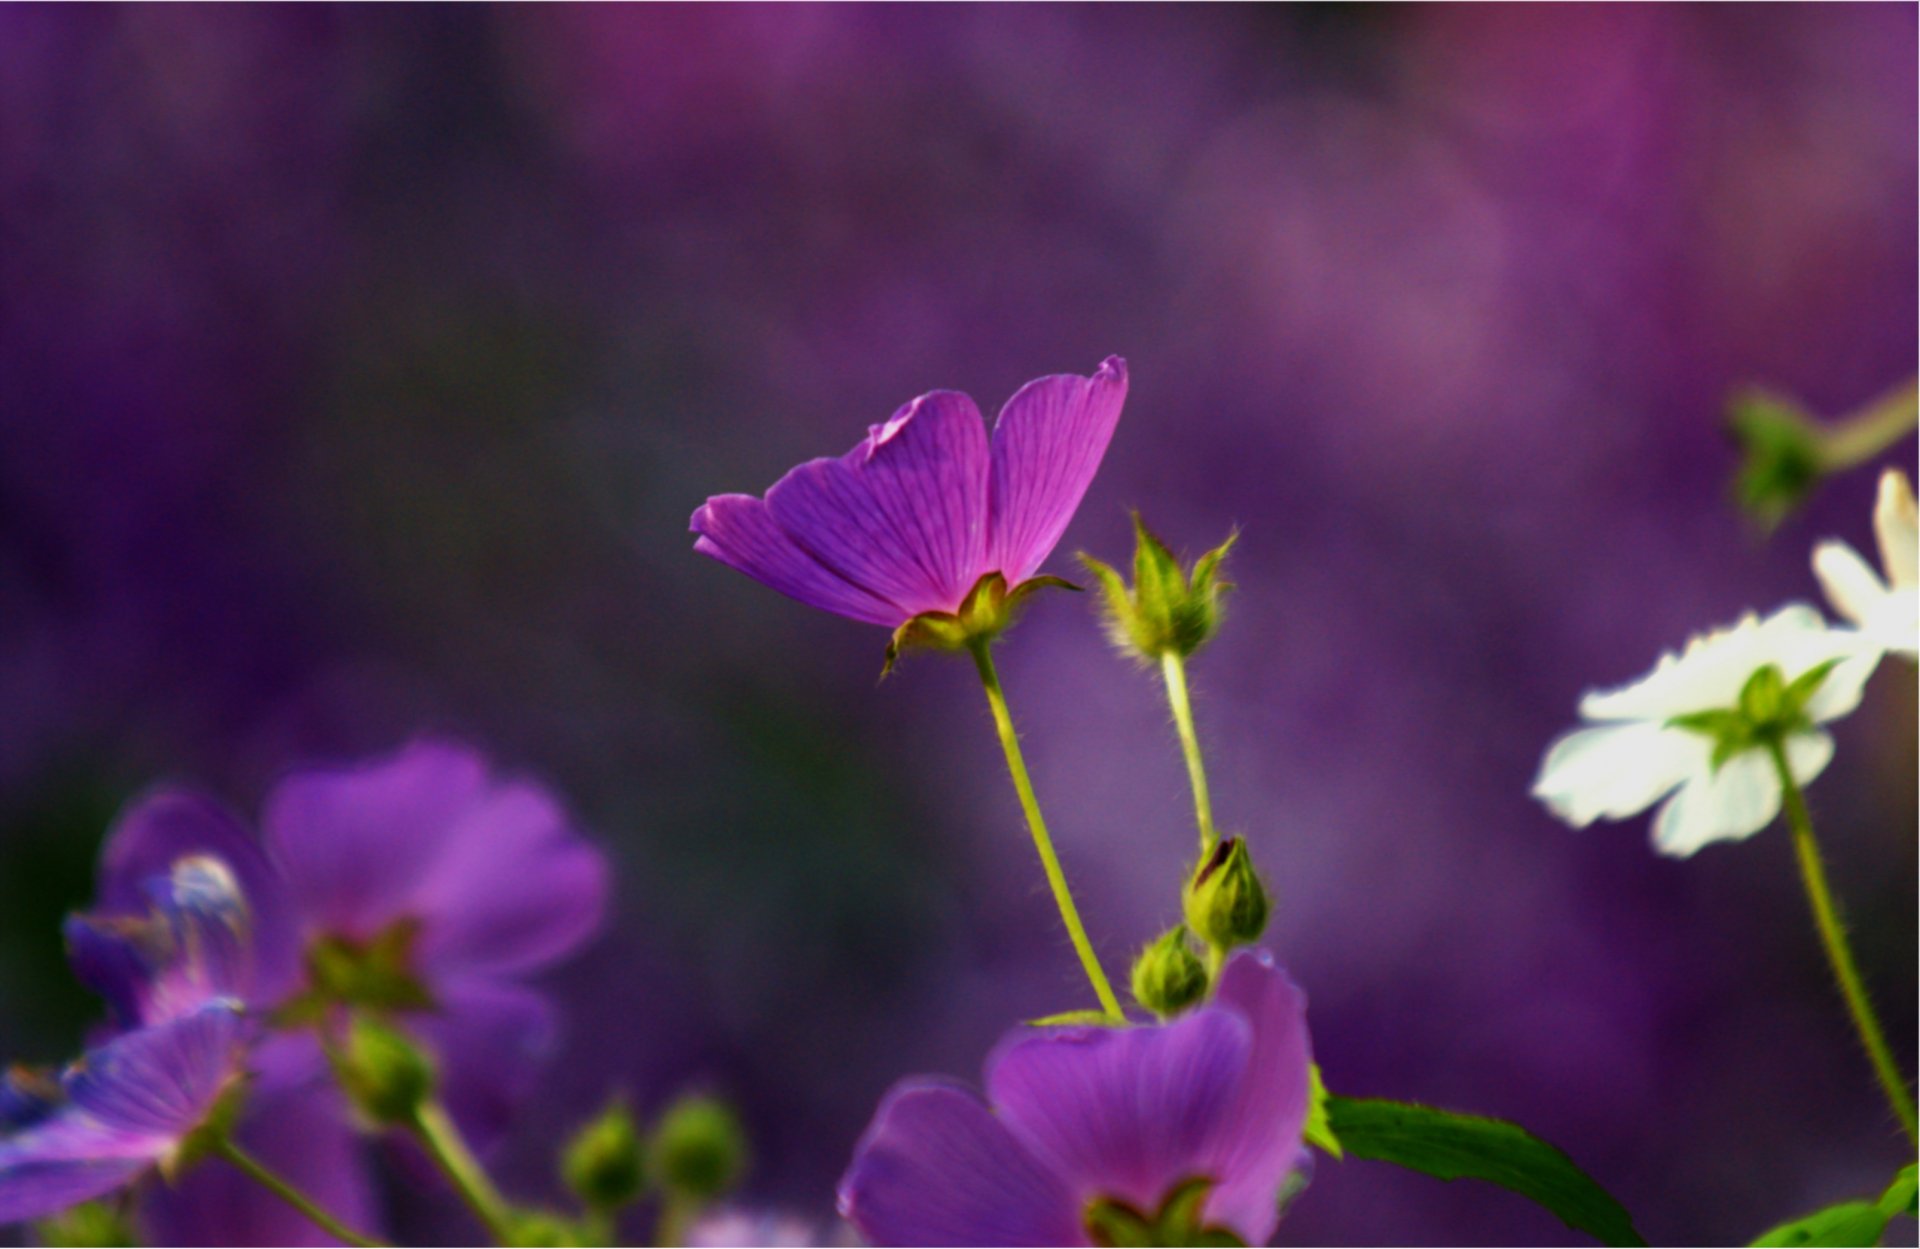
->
xmin=0 ymin=860 xmax=254 ymax=1224
xmin=691 ymin=357 xmax=1129 ymax=628
xmin=838 ymin=951 xmax=1312 ymax=1248
xmin=83 ymin=739 xmax=611 ymax=1244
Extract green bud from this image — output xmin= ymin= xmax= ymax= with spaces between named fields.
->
xmin=562 ymin=1099 xmax=646 ymax=1212
xmin=335 ymin=1016 xmax=433 ymax=1125
xmin=502 ymin=1209 xmax=587 ymax=1248
xmin=1729 ymin=388 xmax=1826 ymax=530
xmin=1129 ymin=925 xmax=1208 ymax=1017
xmin=650 ymin=1094 xmax=747 ymax=1202
xmin=1079 ymin=515 xmax=1236 ymax=661
xmin=35 ymin=1202 xmax=136 ymax=1248
xmin=1183 ymin=837 xmax=1269 ymax=951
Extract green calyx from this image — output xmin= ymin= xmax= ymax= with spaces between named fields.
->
xmin=1183 ymin=837 xmax=1270 ymax=952
xmin=1084 ymin=1178 xmax=1246 ymax=1248
xmin=1130 ymin=925 xmax=1209 ymax=1018
xmin=1667 ymin=661 xmax=1839 ymax=770
xmin=1080 ymin=515 xmax=1236 ymax=662
xmin=1728 ymin=390 xmax=1827 ymax=531
xmin=333 ymin=1016 xmax=435 ymax=1126
xmin=883 ymin=572 xmax=1078 ymax=675
xmin=167 ymin=1077 xmax=250 ymax=1180
xmin=650 ymin=1094 xmax=747 ymax=1203
xmin=561 ymin=1099 xmax=645 ymax=1212
xmin=279 ymin=920 xmax=433 ymax=1024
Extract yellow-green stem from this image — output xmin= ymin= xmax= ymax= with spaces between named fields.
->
xmin=1766 ymin=739 xmax=1918 ymax=1145
xmin=409 ymin=1099 xmax=517 ymax=1243
xmin=1160 ymin=651 xmax=1218 ymax=857
xmin=970 ymin=640 xmax=1125 ymax=1022
xmin=1820 ymin=379 xmax=1919 ymax=471
xmin=213 ymin=1138 xmax=387 ymax=1248
xmin=654 ymin=1193 xmax=697 ymax=1248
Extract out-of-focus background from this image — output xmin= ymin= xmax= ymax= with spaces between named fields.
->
xmin=1 ymin=6 xmax=1914 ymax=1245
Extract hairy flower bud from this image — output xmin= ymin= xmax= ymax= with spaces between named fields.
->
xmin=1080 ymin=515 xmax=1235 ymax=661
xmin=335 ymin=1016 xmax=434 ymax=1125
xmin=650 ymin=1094 xmax=747 ymax=1202
xmin=562 ymin=1099 xmax=646 ymax=1212
xmin=1183 ymin=837 xmax=1270 ymax=950
xmin=1130 ymin=925 xmax=1209 ymax=1017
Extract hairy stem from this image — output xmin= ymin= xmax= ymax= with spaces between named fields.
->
xmin=1160 ymin=651 xmax=1218 ymax=857
xmin=1766 ymin=739 xmax=1917 ymax=1145
xmin=970 ymin=640 xmax=1125 ymax=1022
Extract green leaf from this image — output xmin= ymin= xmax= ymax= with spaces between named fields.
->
xmin=1751 ymin=1201 xmax=1888 ymax=1247
xmin=1878 ymin=1164 xmax=1916 ymax=1219
xmin=1326 ymin=1096 xmax=1644 ymax=1247
xmin=1303 ymin=1065 xmax=1342 ymax=1158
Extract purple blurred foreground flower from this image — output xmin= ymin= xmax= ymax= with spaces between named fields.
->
xmin=86 ymin=739 xmax=611 ymax=1244
xmin=839 ymin=951 xmax=1311 ymax=1248
xmin=691 ymin=357 xmax=1128 ymax=629
xmin=0 ymin=860 xmax=253 ymax=1223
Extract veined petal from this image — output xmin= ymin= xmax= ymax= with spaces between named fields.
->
xmin=1650 ymin=751 xmax=1782 ymax=857
xmin=986 ymin=1010 xmax=1252 ymax=1216
xmin=0 ymin=1155 xmax=147 ymax=1224
xmin=64 ymin=1002 xmax=246 ymax=1141
xmin=765 ymin=392 xmax=991 ymax=619
xmin=691 ymin=493 xmax=904 ymax=626
xmin=1532 ymin=722 xmax=1702 ymax=827
xmin=987 ymin=357 xmax=1128 ymax=585
xmin=1203 ymin=952 xmax=1313 ymax=1247
xmin=1812 ymin=539 xmax=1888 ymax=630
xmin=837 ymin=1080 xmax=1082 ymax=1248
xmin=1874 ymin=469 xmax=1917 ymax=590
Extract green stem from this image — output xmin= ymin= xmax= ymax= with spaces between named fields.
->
xmin=409 ymin=1099 xmax=517 ymax=1243
xmin=1819 ymin=379 xmax=1918 ymax=471
xmin=1160 ymin=651 xmax=1218 ymax=858
xmin=1765 ymin=739 xmax=1918 ymax=1145
xmin=213 ymin=1138 xmax=388 ymax=1248
xmin=654 ymin=1193 xmax=696 ymax=1248
xmin=969 ymin=639 xmax=1125 ymax=1022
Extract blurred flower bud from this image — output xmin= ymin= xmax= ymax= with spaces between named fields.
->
xmin=35 ymin=1201 xmax=136 ymax=1247
xmin=1079 ymin=515 xmax=1235 ymax=661
xmin=562 ymin=1098 xmax=646 ymax=1212
xmin=1729 ymin=389 xmax=1826 ymax=531
xmin=651 ymin=1094 xmax=747 ymax=1203
xmin=1129 ymin=925 xmax=1208 ymax=1017
xmin=335 ymin=1016 xmax=433 ymax=1126
xmin=502 ymin=1209 xmax=587 ymax=1248
xmin=1183 ymin=837 xmax=1269 ymax=950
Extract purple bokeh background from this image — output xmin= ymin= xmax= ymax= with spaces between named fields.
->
xmin=1 ymin=7 xmax=1913 ymax=1245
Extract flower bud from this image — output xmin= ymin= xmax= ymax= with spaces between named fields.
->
xmin=1183 ymin=837 xmax=1269 ymax=950
xmin=1129 ymin=925 xmax=1208 ymax=1017
xmin=562 ymin=1099 xmax=645 ymax=1212
xmin=650 ymin=1094 xmax=747 ymax=1202
xmin=35 ymin=1201 xmax=136 ymax=1248
xmin=1079 ymin=515 xmax=1235 ymax=661
xmin=1728 ymin=388 xmax=1825 ymax=530
xmin=335 ymin=1016 xmax=433 ymax=1125
xmin=502 ymin=1209 xmax=586 ymax=1248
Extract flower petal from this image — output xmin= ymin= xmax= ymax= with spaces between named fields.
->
xmin=140 ymin=1073 xmax=378 ymax=1247
xmin=0 ymin=1155 xmax=147 ymax=1224
xmin=65 ymin=1002 xmax=246 ymax=1141
xmin=1874 ymin=469 xmax=1917 ymax=590
xmin=838 ymin=1080 xmax=1082 ymax=1248
xmin=986 ymin=1010 xmax=1252 ymax=1215
xmin=263 ymin=740 xmax=488 ymax=942
xmin=408 ymin=779 xmax=610 ymax=980
xmin=1812 ymin=539 xmax=1888 ymax=630
xmin=408 ymin=978 xmax=558 ymax=1147
xmin=94 ymin=790 xmax=299 ymax=1004
xmin=765 ymin=392 xmax=991 ymax=618
xmin=987 ymin=357 xmax=1128 ymax=585
xmin=691 ymin=493 xmax=905 ymax=626
xmin=1532 ymin=721 xmax=1702 ymax=827
xmin=1650 ymin=751 xmax=1782 ymax=857
xmin=1578 ymin=605 xmax=1826 ymax=721
xmin=1801 ymin=650 xmax=1880 ymax=723
xmin=1204 ymin=952 xmax=1314 ymax=1246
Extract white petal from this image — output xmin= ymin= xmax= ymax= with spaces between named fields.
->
xmin=1874 ymin=469 xmax=1918 ymax=590
xmin=1859 ymin=586 xmax=1920 ymax=660
xmin=1650 ymin=750 xmax=1782 ymax=858
xmin=1532 ymin=722 xmax=1702 ymax=827
xmin=1785 ymin=729 xmax=1835 ymax=788
xmin=1802 ymin=648 xmax=1882 ymax=723
xmin=1578 ymin=606 xmax=1828 ymax=722
xmin=1811 ymin=540 xmax=1888 ymax=629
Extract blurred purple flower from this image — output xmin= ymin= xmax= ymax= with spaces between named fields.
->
xmin=0 ymin=858 xmax=254 ymax=1224
xmin=691 ymin=357 xmax=1128 ymax=628
xmin=838 ymin=951 xmax=1312 ymax=1247
xmin=85 ymin=739 xmax=611 ymax=1244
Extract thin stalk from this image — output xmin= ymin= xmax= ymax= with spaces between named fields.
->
xmin=1160 ymin=651 xmax=1218 ymax=857
xmin=213 ymin=1138 xmax=387 ymax=1248
xmin=409 ymin=1099 xmax=517 ymax=1243
xmin=654 ymin=1193 xmax=696 ymax=1248
xmin=1766 ymin=739 xmax=1918 ymax=1145
xmin=1820 ymin=379 xmax=1919 ymax=471
xmin=969 ymin=639 xmax=1125 ymax=1022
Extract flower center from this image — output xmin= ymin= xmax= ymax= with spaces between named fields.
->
xmin=1083 ymin=1177 xmax=1243 ymax=1248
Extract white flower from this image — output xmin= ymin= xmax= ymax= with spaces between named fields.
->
xmin=1812 ymin=468 xmax=1918 ymax=659
xmin=1532 ymin=605 xmax=1878 ymax=857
